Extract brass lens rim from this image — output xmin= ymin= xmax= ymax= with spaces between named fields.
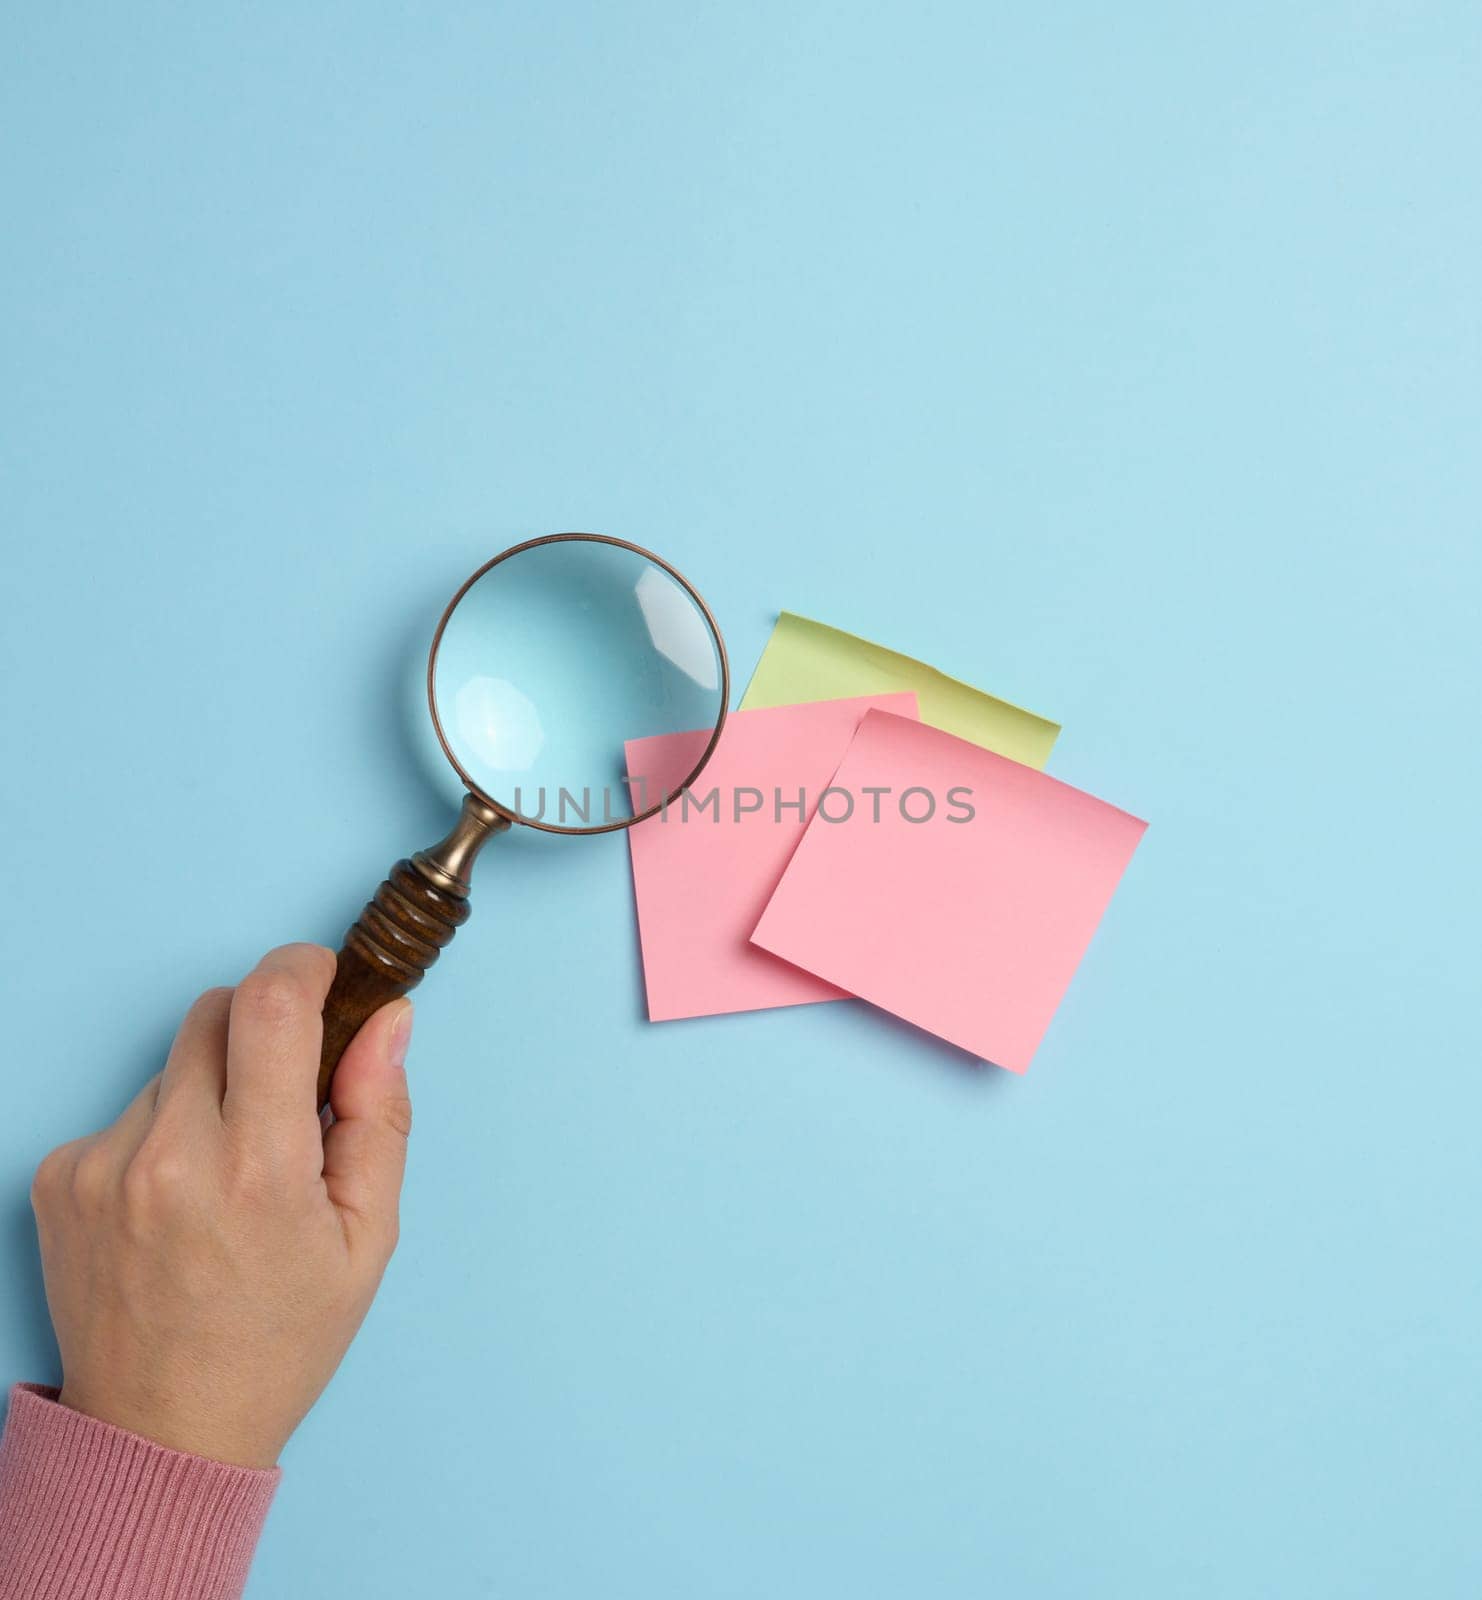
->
xmin=426 ymin=532 xmax=730 ymax=836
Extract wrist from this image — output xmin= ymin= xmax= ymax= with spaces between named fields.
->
xmin=57 ymin=1380 xmax=286 ymax=1472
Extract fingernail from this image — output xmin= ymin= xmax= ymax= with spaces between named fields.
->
xmin=387 ymin=1001 xmax=414 ymax=1071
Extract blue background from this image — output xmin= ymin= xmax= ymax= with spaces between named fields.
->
xmin=2 ymin=5 xmax=1479 ymax=1596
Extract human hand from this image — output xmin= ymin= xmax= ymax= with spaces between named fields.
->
xmin=29 ymin=943 xmax=414 ymax=1469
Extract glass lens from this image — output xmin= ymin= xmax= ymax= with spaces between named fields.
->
xmin=431 ymin=537 xmax=725 ymax=830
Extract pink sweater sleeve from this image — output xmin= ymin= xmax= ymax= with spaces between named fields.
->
xmin=0 ymin=1385 xmax=279 ymax=1600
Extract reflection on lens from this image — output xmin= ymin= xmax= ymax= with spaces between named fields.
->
xmin=431 ymin=537 xmax=726 ymax=831
xmin=452 ymin=677 xmax=546 ymax=772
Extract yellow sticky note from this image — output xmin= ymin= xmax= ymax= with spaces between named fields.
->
xmin=739 ymin=611 xmax=1058 ymax=769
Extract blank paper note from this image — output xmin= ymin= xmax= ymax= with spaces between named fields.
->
xmin=750 ymin=710 xmax=1146 ymax=1071
xmin=625 ymin=693 xmax=920 ymax=1022
xmin=739 ymin=611 xmax=1059 ymax=769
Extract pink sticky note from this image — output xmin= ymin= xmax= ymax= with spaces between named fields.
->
xmin=625 ymin=694 xmax=920 ymax=1022
xmin=750 ymin=710 xmax=1147 ymax=1071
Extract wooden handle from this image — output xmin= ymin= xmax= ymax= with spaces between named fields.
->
xmin=317 ymin=793 xmax=510 ymax=1107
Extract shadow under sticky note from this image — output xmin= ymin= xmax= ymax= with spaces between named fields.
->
xmin=750 ymin=710 xmax=1146 ymax=1071
xmin=739 ymin=611 xmax=1059 ymax=769
xmin=625 ymin=693 xmax=919 ymax=1022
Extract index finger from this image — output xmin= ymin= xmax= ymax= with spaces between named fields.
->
xmin=222 ymin=943 xmax=337 ymax=1147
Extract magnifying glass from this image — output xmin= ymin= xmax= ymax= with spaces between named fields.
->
xmin=315 ymin=532 xmax=729 ymax=1104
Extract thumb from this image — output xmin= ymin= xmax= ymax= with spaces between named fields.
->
xmin=321 ymin=998 xmax=414 ymax=1251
